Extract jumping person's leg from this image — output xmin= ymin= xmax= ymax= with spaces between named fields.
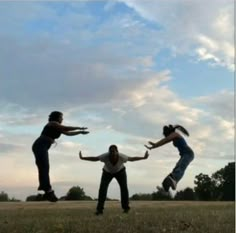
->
xmin=33 ymin=142 xmax=52 ymax=192
xmin=33 ymin=141 xmax=58 ymax=202
xmin=35 ymin=154 xmax=51 ymax=192
xmin=163 ymin=152 xmax=194 ymax=192
xmin=171 ymin=153 xmax=194 ymax=183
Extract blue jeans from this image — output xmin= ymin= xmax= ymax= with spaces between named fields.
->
xmin=171 ymin=151 xmax=194 ymax=183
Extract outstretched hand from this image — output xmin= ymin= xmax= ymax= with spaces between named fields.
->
xmin=80 ymin=131 xmax=89 ymax=134
xmin=144 ymin=141 xmax=156 ymax=150
xmin=144 ymin=150 xmax=149 ymax=159
xmin=144 ymin=144 xmax=152 ymax=150
xmin=148 ymin=141 xmax=155 ymax=146
xmin=80 ymin=127 xmax=88 ymax=130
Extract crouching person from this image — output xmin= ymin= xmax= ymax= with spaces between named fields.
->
xmin=79 ymin=145 xmax=149 ymax=215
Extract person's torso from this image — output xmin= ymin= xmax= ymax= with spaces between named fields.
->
xmin=99 ymin=153 xmax=128 ymax=174
xmin=173 ymin=137 xmax=193 ymax=155
xmin=40 ymin=124 xmax=61 ymax=140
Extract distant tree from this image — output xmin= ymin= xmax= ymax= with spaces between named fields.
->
xmin=211 ymin=168 xmax=225 ymax=200
xmin=106 ymin=197 xmax=119 ymax=201
xmin=0 ymin=191 xmax=21 ymax=202
xmin=194 ymin=162 xmax=235 ymax=201
xmin=152 ymin=186 xmax=172 ymax=200
xmin=0 ymin=191 xmax=9 ymax=202
xmin=130 ymin=193 xmax=153 ymax=200
xmin=83 ymin=195 xmax=93 ymax=200
xmin=194 ymin=173 xmax=215 ymax=200
xmin=65 ymin=186 xmax=92 ymax=200
xmin=59 ymin=196 xmax=66 ymax=201
xmin=212 ymin=162 xmax=235 ymax=201
xmin=175 ymin=187 xmax=196 ymax=200
xmin=9 ymin=197 xmax=21 ymax=202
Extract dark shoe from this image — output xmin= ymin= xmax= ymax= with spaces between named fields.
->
xmin=162 ymin=176 xmax=172 ymax=192
xmin=37 ymin=187 xmax=42 ymax=191
xmin=44 ymin=191 xmax=58 ymax=202
xmin=95 ymin=210 xmax=103 ymax=216
xmin=162 ymin=175 xmax=177 ymax=191
xmin=123 ymin=208 xmax=130 ymax=213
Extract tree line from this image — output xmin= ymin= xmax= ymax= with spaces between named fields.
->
xmin=0 ymin=162 xmax=234 ymax=202
xmin=131 ymin=162 xmax=235 ymax=201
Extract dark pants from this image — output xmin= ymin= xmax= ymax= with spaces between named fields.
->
xmin=32 ymin=137 xmax=52 ymax=192
xmin=97 ymin=168 xmax=130 ymax=211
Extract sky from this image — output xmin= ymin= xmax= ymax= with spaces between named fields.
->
xmin=0 ymin=0 xmax=234 ymax=201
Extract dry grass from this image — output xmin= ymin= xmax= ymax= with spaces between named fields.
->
xmin=0 ymin=201 xmax=234 ymax=233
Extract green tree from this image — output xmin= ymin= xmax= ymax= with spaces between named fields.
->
xmin=65 ymin=186 xmax=92 ymax=200
xmin=194 ymin=173 xmax=215 ymax=200
xmin=130 ymin=193 xmax=153 ymax=200
xmin=212 ymin=162 xmax=235 ymax=201
xmin=175 ymin=187 xmax=196 ymax=200
xmin=152 ymin=186 xmax=172 ymax=200
xmin=9 ymin=197 xmax=21 ymax=202
xmin=0 ymin=191 xmax=9 ymax=201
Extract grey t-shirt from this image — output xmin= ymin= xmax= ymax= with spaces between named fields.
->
xmin=98 ymin=152 xmax=128 ymax=174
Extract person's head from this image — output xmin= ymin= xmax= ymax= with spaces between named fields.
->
xmin=163 ymin=125 xmax=175 ymax=137
xmin=48 ymin=111 xmax=63 ymax=123
xmin=163 ymin=124 xmax=189 ymax=137
xmin=108 ymin=144 xmax=119 ymax=156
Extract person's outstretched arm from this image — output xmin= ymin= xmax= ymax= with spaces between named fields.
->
xmin=48 ymin=122 xmax=89 ymax=135
xmin=63 ymin=130 xmax=89 ymax=136
xmin=128 ymin=151 xmax=149 ymax=162
xmin=49 ymin=121 xmax=88 ymax=132
xmin=144 ymin=132 xmax=179 ymax=150
xmin=79 ymin=151 xmax=99 ymax=161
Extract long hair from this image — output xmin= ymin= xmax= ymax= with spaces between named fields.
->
xmin=163 ymin=124 xmax=189 ymax=137
xmin=48 ymin=111 xmax=63 ymax=122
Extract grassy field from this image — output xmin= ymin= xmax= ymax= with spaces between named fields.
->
xmin=0 ymin=201 xmax=234 ymax=233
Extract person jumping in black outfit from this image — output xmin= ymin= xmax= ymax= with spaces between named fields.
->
xmin=32 ymin=111 xmax=89 ymax=202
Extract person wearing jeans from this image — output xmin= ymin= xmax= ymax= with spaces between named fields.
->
xmin=79 ymin=145 xmax=149 ymax=215
xmin=145 ymin=124 xmax=194 ymax=192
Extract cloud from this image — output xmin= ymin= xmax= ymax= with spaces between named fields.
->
xmin=0 ymin=1 xmax=233 ymax=111
xmin=0 ymin=143 xmax=20 ymax=154
xmin=194 ymin=90 xmax=234 ymax=121
xmin=118 ymin=0 xmax=234 ymax=70
xmin=0 ymin=27 xmax=169 ymax=110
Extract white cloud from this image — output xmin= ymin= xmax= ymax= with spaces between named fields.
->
xmin=119 ymin=0 xmax=234 ymax=70
xmin=194 ymin=90 xmax=234 ymax=121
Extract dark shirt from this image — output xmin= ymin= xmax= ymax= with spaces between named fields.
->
xmin=41 ymin=124 xmax=61 ymax=140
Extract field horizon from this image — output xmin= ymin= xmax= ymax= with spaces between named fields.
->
xmin=0 ymin=201 xmax=234 ymax=233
